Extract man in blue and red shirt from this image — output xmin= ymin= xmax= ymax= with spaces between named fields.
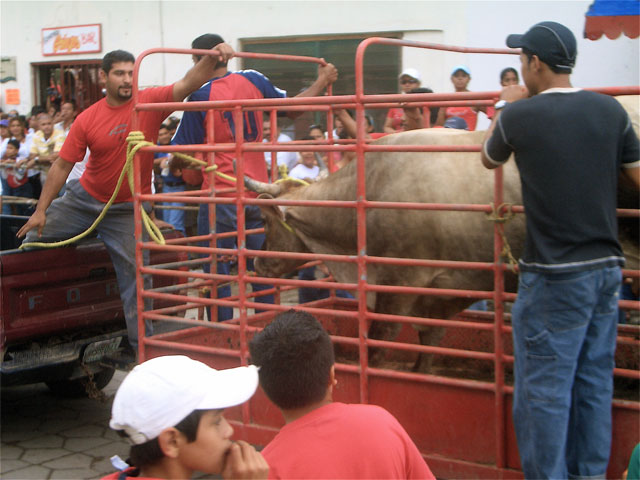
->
xmin=173 ymin=33 xmax=337 ymax=321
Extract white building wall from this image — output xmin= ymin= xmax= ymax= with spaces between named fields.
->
xmin=1 ymin=0 xmax=638 ymax=119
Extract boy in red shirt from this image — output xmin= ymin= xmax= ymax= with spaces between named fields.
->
xmin=249 ymin=310 xmax=435 ymax=479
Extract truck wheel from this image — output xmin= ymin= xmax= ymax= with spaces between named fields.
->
xmin=45 ymin=366 xmax=116 ymax=397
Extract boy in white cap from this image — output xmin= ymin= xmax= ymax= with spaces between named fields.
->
xmin=384 ymin=67 xmax=422 ymax=133
xmin=102 ymin=355 xmax=268 ymax=480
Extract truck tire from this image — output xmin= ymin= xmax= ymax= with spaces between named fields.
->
xmin=45 ymin=366 xmax=116 ymax=397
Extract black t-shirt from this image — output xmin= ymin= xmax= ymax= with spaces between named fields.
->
xmin=485 ymin=89 xmax=639 ymax=273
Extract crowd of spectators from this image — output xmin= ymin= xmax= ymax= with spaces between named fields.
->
xmin=0 ymin=101 xmax=78 ymax=215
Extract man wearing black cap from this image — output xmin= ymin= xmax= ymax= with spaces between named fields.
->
xmin=481 ymin=21 xmax=639 ymax=479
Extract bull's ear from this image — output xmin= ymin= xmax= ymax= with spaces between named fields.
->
xmin=257 ymin=193 xmax=285 ymax=221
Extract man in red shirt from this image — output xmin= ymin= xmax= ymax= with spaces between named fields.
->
xmin=17 ymin=46 xmax=234 ymax=361
xmin=249 ymin=310 xmax=435 ymax=479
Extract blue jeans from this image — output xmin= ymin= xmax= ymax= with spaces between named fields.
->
xmin=23 ymin=180 xmax=152 ymax=349
xmin=161 ymin=183 xmax=186 ymax=235
xmin=298 ymin=266 xmax=354 ymax=304
xmin=511 ymin=266 xmax=621 ymax=479
xmin=198 ymin=203 xmax=274 ymax=321
xmin=2 ymin=180 xmax=34 ymax=216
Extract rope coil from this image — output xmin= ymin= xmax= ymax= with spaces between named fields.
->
xmin=20 ymin=131 xmax=163 ymax=250
xmin=18 ymin=131 xmax=310 ymax=250
xmin=485 ymin=202 xmax=518 ymax=271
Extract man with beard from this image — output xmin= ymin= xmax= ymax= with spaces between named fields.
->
xmin=17 ymin=47 xmax=234 ymax=361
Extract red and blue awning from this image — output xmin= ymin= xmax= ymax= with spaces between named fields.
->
xmin=584 ymin=0 xmax=640 ymax=39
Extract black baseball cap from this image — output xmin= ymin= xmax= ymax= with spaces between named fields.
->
xmin=192 ymin=33 xmax=224 ymax=50
xmin=506 ymin=21 xmax=577 ymax=73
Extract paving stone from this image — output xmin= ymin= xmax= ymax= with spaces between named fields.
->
xmin=92 ymin=456 xmax=121 ymax=476
xmin=42 ymin=407 xmax=85 ymax=420
xmin=21 ymin=447 xmax=69 ymax=464
xmin=0 ymin=459 xmax=29 ymax=474
xmin=75 ymin=409 xmax=111 ymax=424
xmin=43 ymin=452 xmax=93 ymax=469
xmin=0 ymin=444 xmax=24 ymax=459
xmin=103 ymin=429 xmax=126 ymax=441
xmin=37 ymin=417 xmax=86 ymax=434
xmin=0 ymin=464 xmax=51 ymax=480
xmin=64 ymin=436 xmax=112 ymax=453
xmin=83 ymin=439 xmax=130 ymax=460
xmin=0 ymin=428 xmax=42 ymax=443
xmin=50 ymin=467 xmax=102 ymax=479
xmin=60 ymin=424 xmax=106 ymax=438
xmin=2 ymin=415 xmax=41 ymax=434
xmin=17 ymin=434 xmax=64 ymax=449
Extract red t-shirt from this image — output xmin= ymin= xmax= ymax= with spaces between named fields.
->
xmin=444 ymin=105 xmax=478 ymax=131
xmin=60 ymin=85 xmax=174 ymax=203
xmin=387 ymin=107 xmax=404 ymax=132
xmin=101 ymin=467 xmax=160 ymax=480
xmin=173 ymin=71 xmax=286 ymax=198
xmin=263 ymin=402 xmax=435 ymax=479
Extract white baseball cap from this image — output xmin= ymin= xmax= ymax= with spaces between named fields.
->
xmin=399 ymin=68 xmax=421 ymax=82
xmin=110 ymin=355 xmax=259 ymax=445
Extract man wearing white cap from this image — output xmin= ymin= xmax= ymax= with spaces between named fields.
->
xmin=102 ymin=355 xmax=268 ymax=480
xmin=383 ymin=68 xmax=422 ymax=133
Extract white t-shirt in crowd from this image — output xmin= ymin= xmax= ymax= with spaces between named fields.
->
xmin=264 ymin=132 xmax=298 ymax=173
xmin=289 ymin=163 xmax=319 ymax=181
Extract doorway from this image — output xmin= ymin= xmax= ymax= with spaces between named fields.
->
xmin=32 ymin=60 xmax=103 ymax=113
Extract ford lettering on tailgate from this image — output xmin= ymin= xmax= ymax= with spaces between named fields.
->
xmin=16 ymin=280 xmax=120 ymax=316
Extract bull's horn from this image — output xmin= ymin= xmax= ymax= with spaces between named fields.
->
xmin=244 ymin=176 xmax=282 ymax=196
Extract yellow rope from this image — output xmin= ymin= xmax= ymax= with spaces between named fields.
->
xmin=275 ymin=163 xmax=309 ymax=187
xmin=21 ymin=131 xmax=163 ymax=249
xmin=172 ymin=151 xmax=238 ymax=182
xmin=485 ymin=202 xmax=518 ymax=271
xmin=19 ymin=133 xmax=308 ymax=249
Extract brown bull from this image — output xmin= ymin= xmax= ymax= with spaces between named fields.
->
xmin=247 ymin=128 xmax=526 ymax=371
xmin=247 ymin=96 xmax=638 ymax=371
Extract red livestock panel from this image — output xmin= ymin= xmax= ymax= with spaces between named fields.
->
xmin=129 ymin=40 xmax=640 ymax=479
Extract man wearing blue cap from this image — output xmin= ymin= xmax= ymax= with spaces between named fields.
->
xmin=481 ymin=21 xmax=639 ymax=479
xmin=436 ymin=65 xmax=484 ymax=130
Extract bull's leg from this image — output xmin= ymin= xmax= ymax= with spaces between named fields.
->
xmin=412 ymin=300 xmax=473 ymax=373
xmin=367 ymin=293 xmax=415 ymax=366
xmin=414 ymin=327 xmax=447 ymax=372
xmin=367 ymin=319 xmax=402 ymax=366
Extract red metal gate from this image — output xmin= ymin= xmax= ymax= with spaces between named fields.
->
xmin=130 ymin=39 xmax=640 ymax=479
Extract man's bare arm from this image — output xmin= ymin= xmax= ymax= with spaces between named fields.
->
xmin=288 ymin=62 xmax=338 ymax=119
xmin=622 ymin=166 xmax=640 ymax=191
xmin=481 ymin=85 xmax=529 ymax=170
xmin=17 ymin=157 xmax=75 ymax=238
xmin=172 ymin=43 xmax=235 ymax=102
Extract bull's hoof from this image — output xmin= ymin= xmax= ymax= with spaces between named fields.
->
xmin=412 ymin=354 xmax=434 ymax=374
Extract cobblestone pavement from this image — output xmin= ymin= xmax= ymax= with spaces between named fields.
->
xmin=1 ymin=371 xmax=129 ymax=480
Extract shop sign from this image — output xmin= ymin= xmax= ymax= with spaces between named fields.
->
xmin=42 ymin=24 xmax=102 ymax=56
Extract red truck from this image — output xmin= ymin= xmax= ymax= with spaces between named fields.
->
xmin=0 ymin=214 xmax=186 ymax=396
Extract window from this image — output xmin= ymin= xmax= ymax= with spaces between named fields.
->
xmin=242 ymin=34 xmax=401 ymax=138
